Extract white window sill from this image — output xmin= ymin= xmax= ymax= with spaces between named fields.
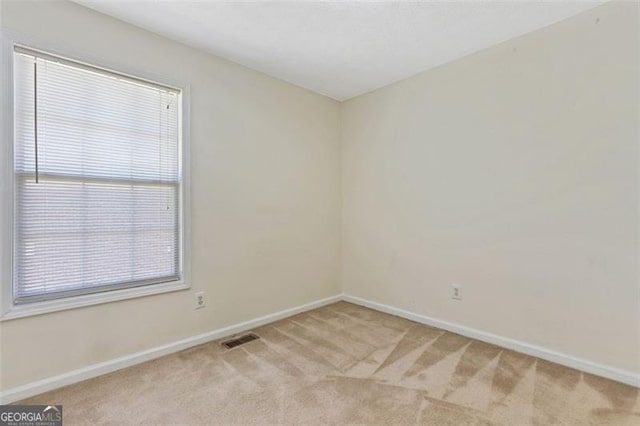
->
xmin=0 ymin=281 xmax=190 ymax=321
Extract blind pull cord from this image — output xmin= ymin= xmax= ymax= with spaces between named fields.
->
xmin=34 ymin=61 xmax=39 ymax=184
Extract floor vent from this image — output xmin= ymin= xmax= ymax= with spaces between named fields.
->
xmin=222 ymin=333 xmax=260 ymax=349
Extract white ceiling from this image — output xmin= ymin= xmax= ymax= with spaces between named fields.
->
xmin=76 ymin=1 xmax=606 ymax=101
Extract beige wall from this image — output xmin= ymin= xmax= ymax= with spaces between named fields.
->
xmin=342 ymin=1 xmax=639 ymax=374
xmin=0 ymin=0 xmax=341 ymax=390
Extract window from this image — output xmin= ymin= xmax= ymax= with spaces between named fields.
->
xmin=9 ymin=45 xmax=187 ymax=309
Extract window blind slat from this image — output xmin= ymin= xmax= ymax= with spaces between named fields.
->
xmin=13 ymin=48 xmax=182 ymax=303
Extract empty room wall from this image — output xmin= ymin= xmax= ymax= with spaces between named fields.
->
xmin=341 ymin=1 xmax=639 ymax=375
xmin=0 ymin=0 xmax=341 ymax=391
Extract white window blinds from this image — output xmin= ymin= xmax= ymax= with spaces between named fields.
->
xmin=13 ymin=46 xmax=182 ymax=303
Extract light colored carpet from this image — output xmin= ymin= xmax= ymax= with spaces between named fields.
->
xmin=21 ymin=302 xmax=639 ymax=425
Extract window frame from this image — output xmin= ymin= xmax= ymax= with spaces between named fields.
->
xmin=0 ymin=30 xmax=191 ymax=320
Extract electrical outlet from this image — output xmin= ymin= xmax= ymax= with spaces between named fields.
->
xmin=195 ymin=291 xmax=206 ymax=309
xmin=451 ymin=285 xmax=462 ymax=301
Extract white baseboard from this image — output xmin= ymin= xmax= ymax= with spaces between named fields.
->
xmin=0 ymin=294 xmax=342 ymax=404
xmin=2 ymin=292 xmax=637 ymax=404
xmin=342 ymin=294 xmax=640 ymax=388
